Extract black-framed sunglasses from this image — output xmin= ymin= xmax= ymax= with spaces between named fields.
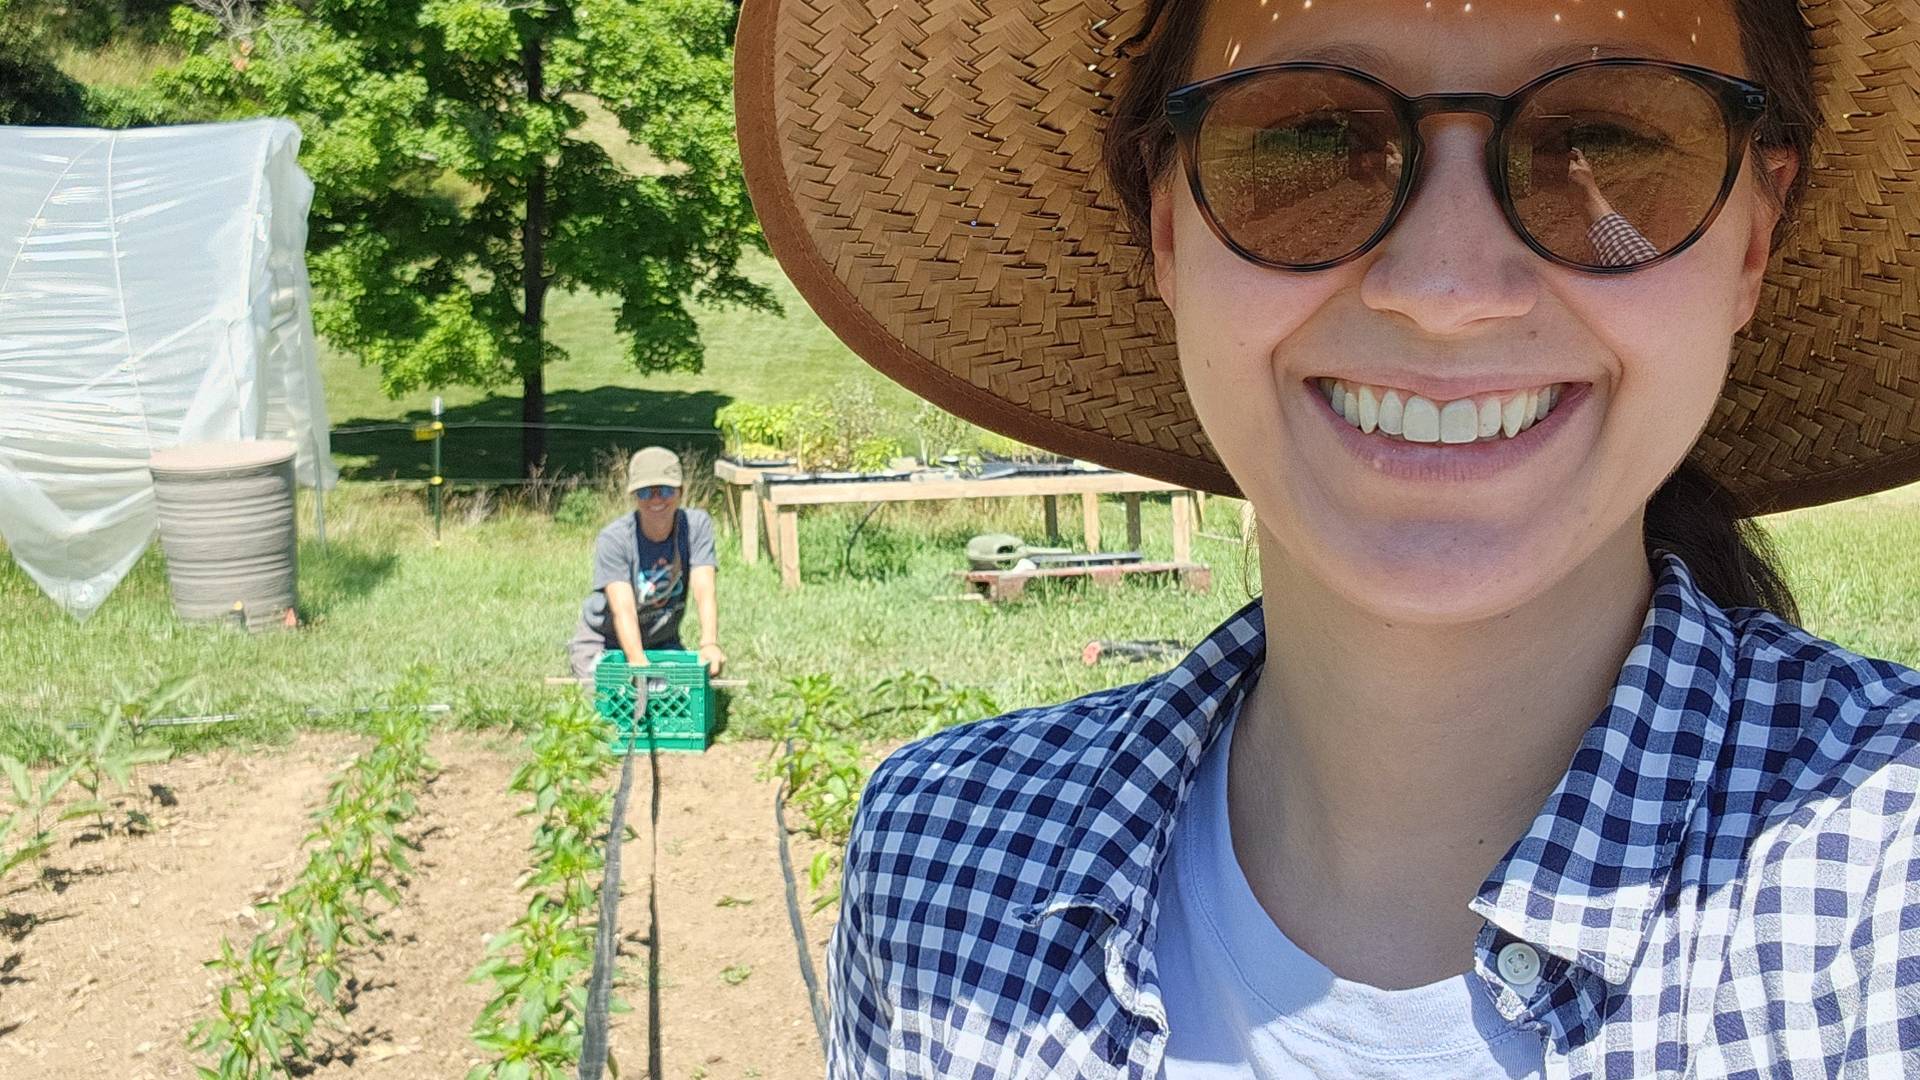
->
xmin=1163 ymin=58 xmax=1770 ymax=274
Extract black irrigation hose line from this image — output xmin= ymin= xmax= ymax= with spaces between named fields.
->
xmin=330 ymin=421 xmax=722 ymax=437
xmin=646 ymin=735 xmax=664 ymax=1080
xmin=840 ymin=501 xmax=886 ymax=576
xmin=579 ymin=748 xmax=636 ymax=1080
xmin=579 ymin=717 xmax=666 ymax=1080
xmin=63 ymin=703 xmax=455 ymax=732
xmin=776 ymin=736 xmax=833 ymax=1059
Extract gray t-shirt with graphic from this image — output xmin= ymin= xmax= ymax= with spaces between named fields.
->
xmin=576 ymin=508 xmax=716 ymax=650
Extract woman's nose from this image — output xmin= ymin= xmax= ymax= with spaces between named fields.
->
xmin=1357 ymin=119 xmax=1538 ymax=335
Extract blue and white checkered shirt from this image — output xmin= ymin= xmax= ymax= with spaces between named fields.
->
xmin=827 ymin=552 xmax=1920 ymax=1078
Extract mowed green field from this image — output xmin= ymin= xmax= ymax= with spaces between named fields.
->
xmin=1763 ymin=484 xmax=1920 ymax=666
xmin=322 ymin=249 xmax=924 ymax=482
xmin=0 ymin=480 xmax=1260 ymax=759
xmin=4 ymin=463 xmax=1918 ymax=762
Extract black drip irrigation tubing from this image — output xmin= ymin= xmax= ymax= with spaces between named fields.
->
xmin=840 ymin=501 xmax=886 ymax=576
xmin=578 ymin=731 xmax=665 ymax=1080
xmin=648 ymin=740 xmax=665 ymax=1080
xmin=64 ymin=702 xmax=453 ymax=732
xmin=330 ymin=421 xmax=722 ymax=437
xmin=776 ymin=736 xmax=833 ymax=1058
xmin=578 ymin=748 xmax=637 ymax=1080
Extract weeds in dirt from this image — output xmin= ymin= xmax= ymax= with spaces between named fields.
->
xmin=762 ymin=671 xmax=996 ymax=911
xmin=467 ymin=698 xmax=625 ymax=1079
xmin=188 ymin=674 xmax=440 ymax=1079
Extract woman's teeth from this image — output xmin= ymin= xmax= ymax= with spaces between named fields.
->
xmin=1318 ymin=379 xmax=1566 ymax=444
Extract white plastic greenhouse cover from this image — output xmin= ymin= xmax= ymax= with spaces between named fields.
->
xmin=0 ymin=118 xmax=336 ymax=620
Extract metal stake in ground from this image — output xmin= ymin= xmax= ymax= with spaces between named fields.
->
xmin=413 ymin=396 xmax=447 ymax=544
xmin=431 ymin=395 xmax=444 ymax=544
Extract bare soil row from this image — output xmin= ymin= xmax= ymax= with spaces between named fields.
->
xmin=0 ymin=732 xmax=837 ymax=1080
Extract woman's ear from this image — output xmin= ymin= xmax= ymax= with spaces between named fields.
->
xmin=1150 ymin=179 xmax=1178 ymax=311
xmin=1733 ymin=147 xmax=1800 ymax=331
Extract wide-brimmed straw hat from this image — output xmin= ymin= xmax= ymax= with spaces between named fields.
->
xmin=736 ymin=0 xmax=1920 ymax=513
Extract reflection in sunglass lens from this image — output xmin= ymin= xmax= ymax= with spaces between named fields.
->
xmin=1193 ymin=69 xmax=1405 ymax=266
xmin=1505 ymin=65 xmax=1729 ymax=268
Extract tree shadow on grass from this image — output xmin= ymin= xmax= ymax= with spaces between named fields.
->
xmin=297 ymin=542 xmax=400 ymax=622
xmin=329 ymin=386 xmax=733 ymax=482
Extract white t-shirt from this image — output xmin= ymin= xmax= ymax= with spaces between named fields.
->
xmin=1155 ymin=698 xmax=1548 ymax=1079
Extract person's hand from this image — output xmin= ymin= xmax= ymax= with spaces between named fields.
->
xmin=698 ymin=642 xmax=727 ymax=678
xmin=1567 ymin=147 xmax=1597 ymax=192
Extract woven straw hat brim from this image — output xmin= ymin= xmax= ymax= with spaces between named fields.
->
xmin=737 ymin=0 xmax=1920 ymax=513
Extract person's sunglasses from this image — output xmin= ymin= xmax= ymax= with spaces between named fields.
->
xmin=633 ymin=484 xmax=678 ymax=501
xmin=1163 ymin=58 xmax=1771 ymax=274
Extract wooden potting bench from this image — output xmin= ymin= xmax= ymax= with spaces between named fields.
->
xmin=744 ymin=468 xmax=1203 ymax=589
xmin=712 ymin=457 xmax=792 ymax=567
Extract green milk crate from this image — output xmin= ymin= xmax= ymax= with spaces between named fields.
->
xmin=593 ymin=649 xmax=713 ymax=754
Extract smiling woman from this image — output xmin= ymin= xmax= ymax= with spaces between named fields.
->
xmin=734 ymin=0 xmax=1920 ymax=1076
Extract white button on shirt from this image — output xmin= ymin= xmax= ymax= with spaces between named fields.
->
xmin=1496 ymin=942 xmax=1543 ymax=993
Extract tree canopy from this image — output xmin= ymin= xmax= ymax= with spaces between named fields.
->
xmin=160 ymin=0 xmax=774 ymax=475
xmin=0 ymin=1 xmax=88 ymax=124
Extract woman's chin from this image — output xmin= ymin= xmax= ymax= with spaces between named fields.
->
xmin=1287 ymin=520 xmax=1584 ymax=626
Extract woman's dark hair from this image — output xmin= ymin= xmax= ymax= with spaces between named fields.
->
xmin=1100 ymin=0 xmax=1816 ymax=619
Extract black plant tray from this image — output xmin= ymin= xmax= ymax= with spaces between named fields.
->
xmin=1024 ymin=551 xmax=1144 ymax=569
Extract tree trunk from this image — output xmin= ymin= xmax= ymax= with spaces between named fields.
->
xmin=521 ymin=365 xmax=545 ymax=478
xmin=520 ymin=33 xmax=549 ymax=480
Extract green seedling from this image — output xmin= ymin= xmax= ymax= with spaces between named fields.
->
xmin=59 ymin=709 xmax=175 ymax=835
xmin=807 ymin=850 xmax=843 ymax=913
xmin=0 ymin=755 xmax=86 ymax=888
xmin=188 ymin=680 xmax=439 ymax=1077
xmin=189 ymin=934 xmax=315 ymax=1080
xmin=761 ymin=670 xmax=997 ymax=911
xmin=470 ymin=698 xmax=626 ymax=1079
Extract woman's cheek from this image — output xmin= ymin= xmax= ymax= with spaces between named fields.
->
xmin=1171 ymin=218 xmax=1332 ymax=379
xmin=1554 ymin=276 xmax=1733 ymax=513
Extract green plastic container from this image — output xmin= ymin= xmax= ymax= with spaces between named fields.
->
xmin=594 ymin=649 xmax=712 ymax=754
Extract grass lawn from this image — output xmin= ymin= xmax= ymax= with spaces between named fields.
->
xmin=324 ymin=249 xmax=925 ymax=482
xmin=1761 ymin=484 xmax=1920 ymax=665
xmin=0 ymin=480 xmax=1259 ymax=760
xmin=4 ymin=471 xmax=1918 ymax=763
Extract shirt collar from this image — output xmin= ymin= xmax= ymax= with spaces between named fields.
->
xmin=1015 ymin=595 xmax=1265 ymax=931
xmin=1018 ymin=552 xmax=1737 ymax=988
xmin=1468 ymin=552 xmax=1736 ymax=984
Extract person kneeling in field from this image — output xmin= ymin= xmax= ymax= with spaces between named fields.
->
xmin=568 ymin=446 xmax=725 ymax=688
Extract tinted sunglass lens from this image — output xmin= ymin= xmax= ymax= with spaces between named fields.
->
xmin=1505 ymin=65 xmax=1731 ymax=268
xmin=1193 ymin=69 xmax=1405 ymax=267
